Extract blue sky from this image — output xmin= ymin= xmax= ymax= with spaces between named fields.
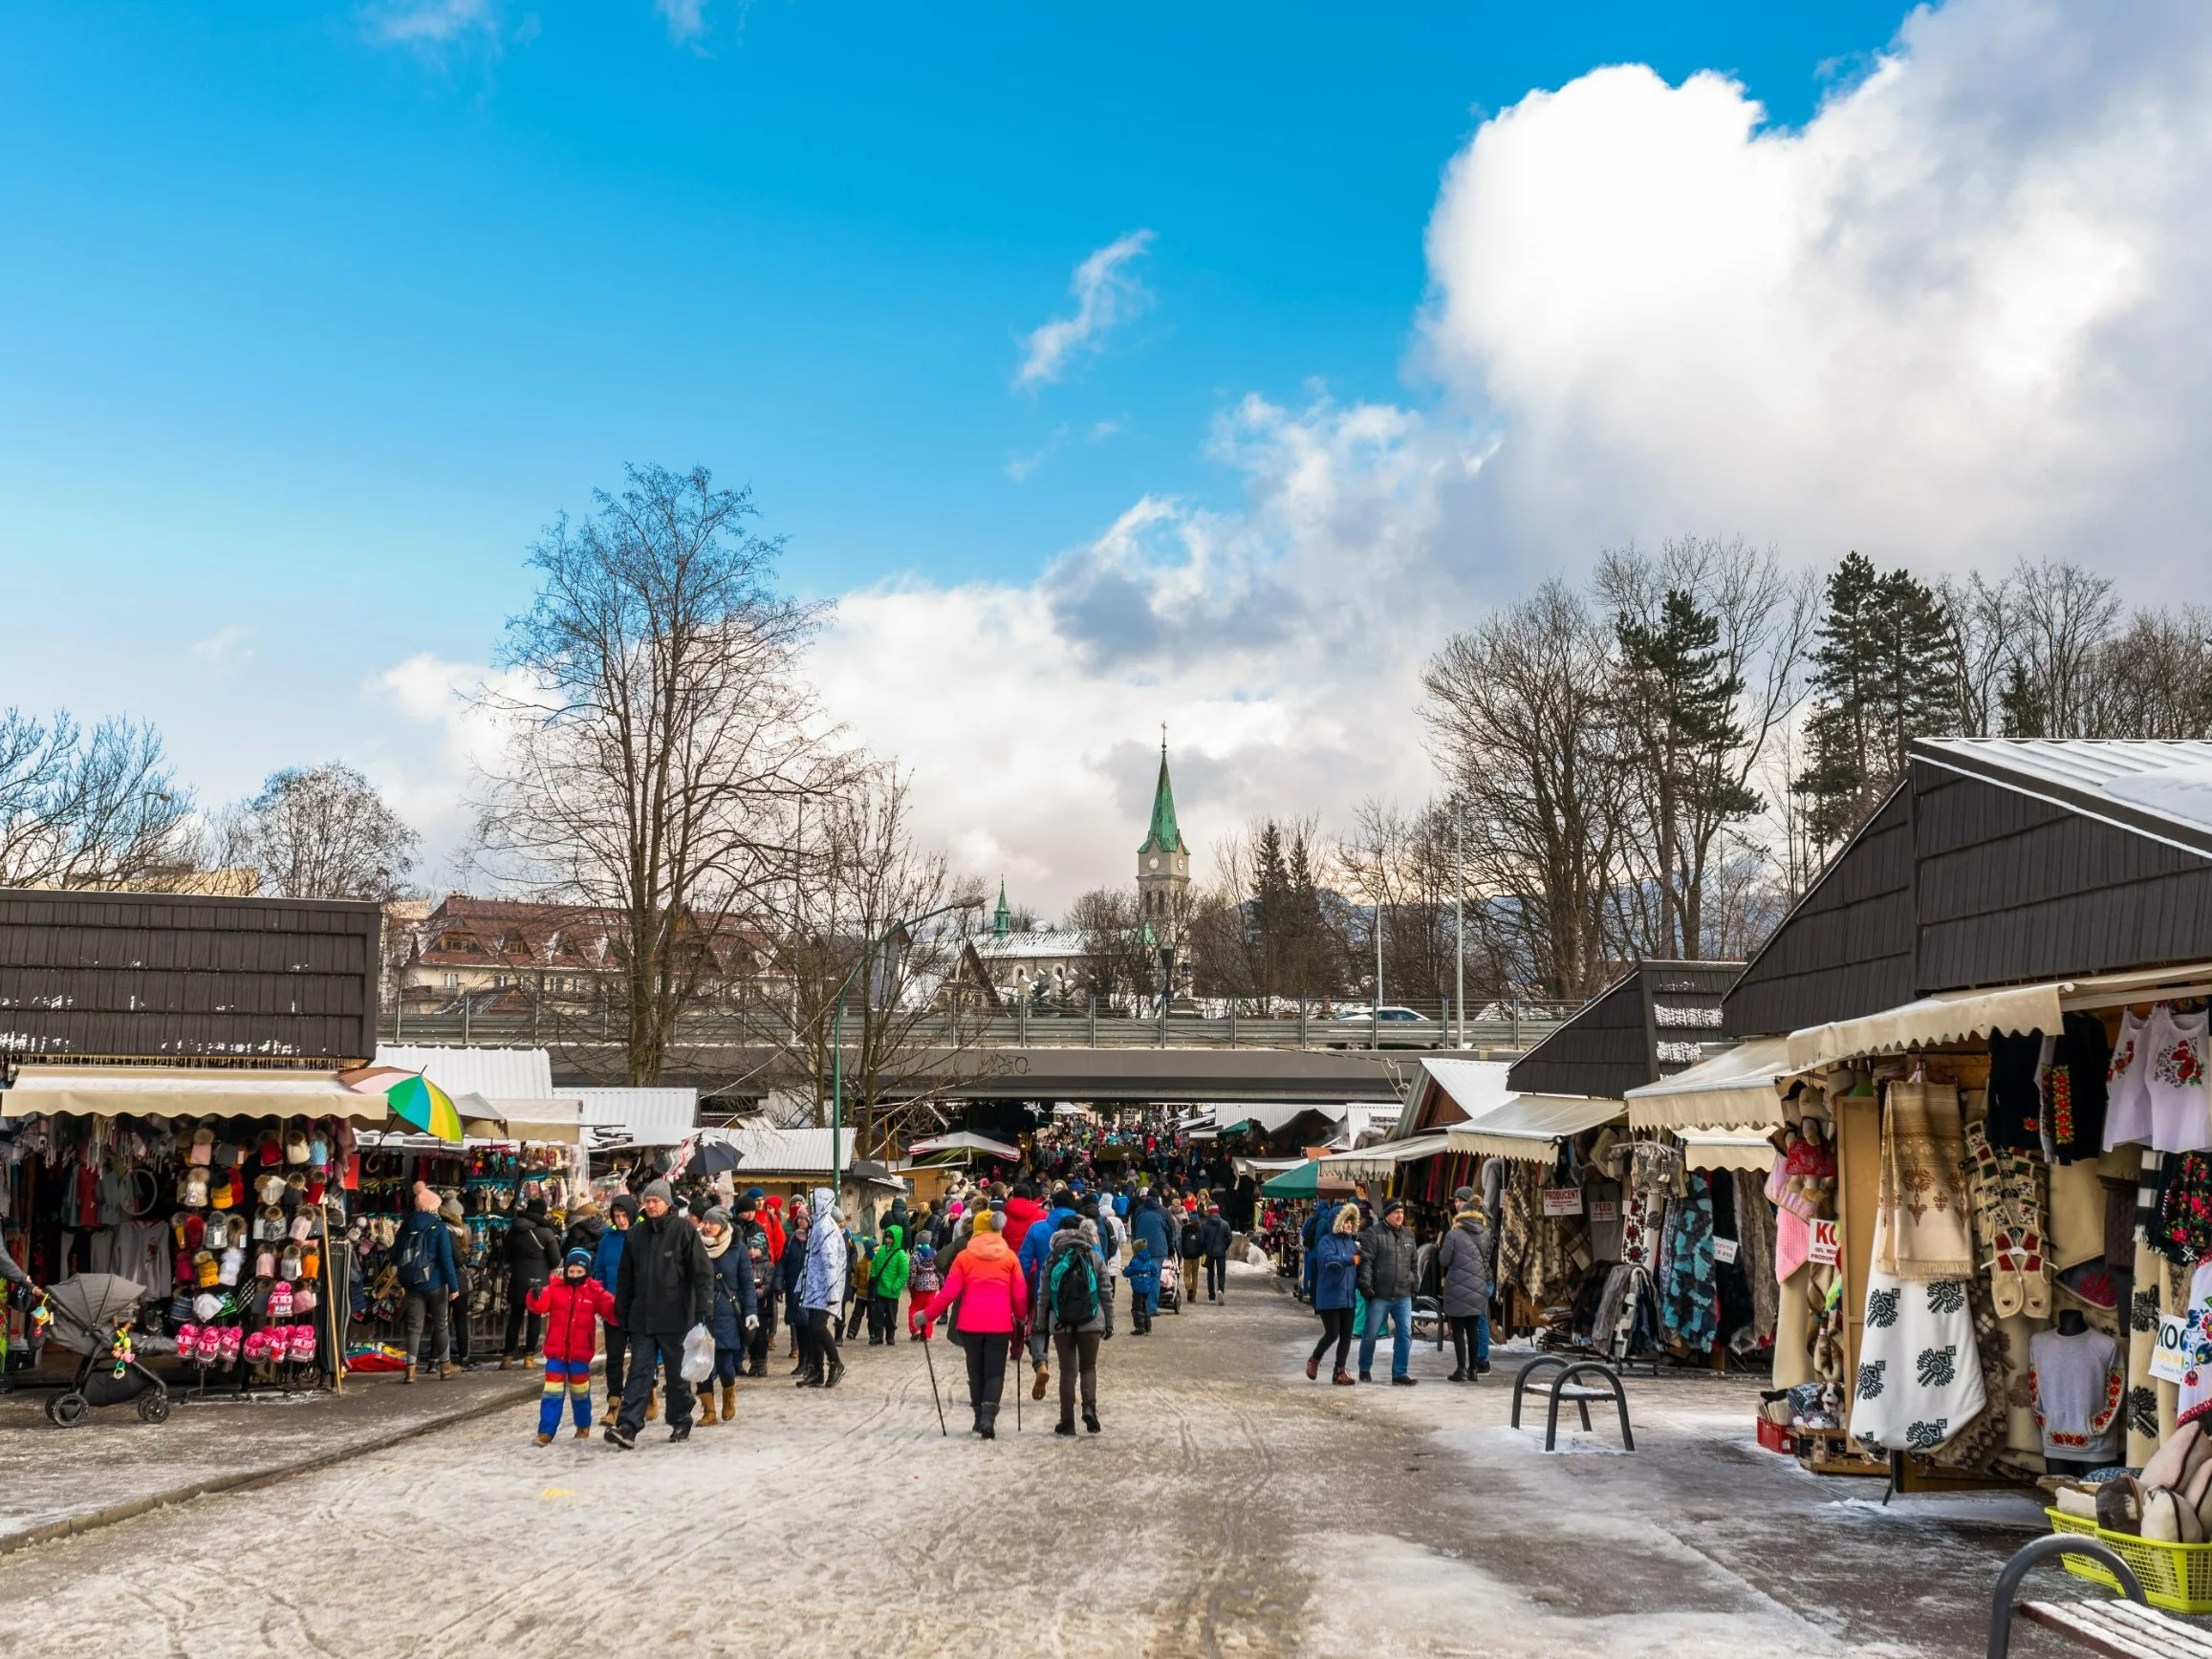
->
xmin=8 ymin=1 xmax=2201 ymax=905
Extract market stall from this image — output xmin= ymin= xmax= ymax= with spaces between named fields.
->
xmin=1712 ymin=736 xmax=2212 ymax=1503
xmin=1 ymin=1066 xmax=389 ymax=1395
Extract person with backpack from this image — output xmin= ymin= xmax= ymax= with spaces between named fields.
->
xmin=1041 ymin=1214 xmax=1109 ymax=1435
xmin=906 ymin=1242 xmax=942 ymax=1341
xmin=501 ymin=1197 xmax=563 ymax=1370
xmin=1017 ymin=1185 xmax=1079 ymax=1403
xmin=394 ymin=1185 xmax=459 ymax=1385
xmin=1198 ymin=1203 xmax=1233 ymax=1302
xmin=526 ymin=1248 xmax=616 ymax=1443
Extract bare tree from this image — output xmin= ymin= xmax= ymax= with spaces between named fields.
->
xmin=1421 ymin=581 xmax=1624 ymax=1000
xmin=0 ymin=709 xmax=196 ymax=889
xmin=1934 ymin=571 xmax=2014 ymax=739
xmin=473 ymin=463 xmax=847 ymax=1086
xmin=211 ymin=764 xmax=420 ymax=900
xmin=2001 ymin=559 xmax=2122 ymax=739
xmin=765 ymin=764 xmax=986 ymax=1153
xmin=1071 ymin=886 xmax=1153 ymax=1010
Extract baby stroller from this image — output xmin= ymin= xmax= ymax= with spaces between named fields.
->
xmin=39 ymin=1273 xmax=170 ymax=1428
xmin=1158 ymin=1256 xmax=1182 ymax=1315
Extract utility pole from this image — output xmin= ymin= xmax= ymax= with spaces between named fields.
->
xmin=1454 ymin=800 xmax=1465 ymax=1051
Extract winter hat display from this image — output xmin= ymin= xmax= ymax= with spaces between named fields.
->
xmin=217 ymin=1246 xmax=244 ymax=1287
xmin=182 ymin=1168 xmax=210 ymax=1208
xmin=267 ymin=1281 xmax=293 ymax=1320
xmin=285 ymin=1128 xmax=310 ymax=1165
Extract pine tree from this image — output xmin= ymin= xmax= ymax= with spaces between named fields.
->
xmin=1793 ymin=553 xmax=1952 ymax=851
xmin=1615 ymin=588 xmax=1759 ymax=956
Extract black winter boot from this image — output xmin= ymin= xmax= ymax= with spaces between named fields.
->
xmin=979 ymin=1402 xmax=999 ymax=1440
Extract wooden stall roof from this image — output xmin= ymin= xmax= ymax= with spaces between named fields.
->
xmin=1507 ymin=959 xmax=1742 ymax=1099
xmin=1725 ymin=740 xmax=2212 ymax=1039
xmin=0 ymin=888 xmax=380 ymax=1064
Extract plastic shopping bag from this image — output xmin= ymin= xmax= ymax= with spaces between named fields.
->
xmin=680 ymin=1322 xmax=715 ymax=1385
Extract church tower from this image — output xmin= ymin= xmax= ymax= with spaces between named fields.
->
xmin=1137 ymin=738 xmax=1189 ymax=988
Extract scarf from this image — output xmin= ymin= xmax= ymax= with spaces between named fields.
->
xmin=1732 ymin=1168 xmax=1779 ymax=1345
xmin=1876 ymin=1081 xmax=1973 ymax=1281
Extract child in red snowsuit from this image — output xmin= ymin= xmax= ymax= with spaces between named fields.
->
xmin=527 ymin=1248 xmax=616 ymax=1443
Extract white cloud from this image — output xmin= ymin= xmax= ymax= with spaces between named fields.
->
xmin=360 ymin=0 xmax=500 ymax=45
xmin=655 ymin=0 xmax=708 ymax=44
xmin=1015 ymin=230 xmax=1157 ymax=389
xmin=816 ymin=0 xmax=2212 ymax=914
xmin=1420 ymin=0 xmax=2212 ymax=582
xmin=189 ymin=624 xmax=255 ymax=665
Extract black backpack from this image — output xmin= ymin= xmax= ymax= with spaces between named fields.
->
xmin=394 ymin=1219 xmax=435 ymax=1292
xmin=1049 ymin=1247 xmax=1098 ymax=1326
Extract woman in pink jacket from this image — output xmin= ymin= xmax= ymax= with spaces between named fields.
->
xmin=922 ymin=1208 xmax=1028 ymax=1439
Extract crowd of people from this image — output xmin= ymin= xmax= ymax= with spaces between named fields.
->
xmin=451 ymin=1146 xmax=1260 ymax=1448
xmin=1296 ymin=1186 xmax=1495 ymax=1388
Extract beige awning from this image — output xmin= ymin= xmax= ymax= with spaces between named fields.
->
xmin=0 ymin=1065 xmax=389 ymax=1125
xmin=455 ymin=1094 xmax=584 ymax=1146
xmin=1784 ymin=961 xmax=2212 ymax=1072
xmin=1678 ymin=1127 xmax=1780 ymax=1173
xmin=1443 ymin=1094 xmax=1624 ymax=1162
xmin=1625 ymin=1037 xmax=1795 ymax=1130
xmin=1319 ymin=1134 xmax=1450 ymax=1180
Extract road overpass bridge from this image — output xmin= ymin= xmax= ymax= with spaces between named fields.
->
xmin=380 ymin=1010 xmax=1556 ymax=1107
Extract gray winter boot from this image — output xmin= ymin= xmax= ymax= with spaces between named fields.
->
xmin=979 ymin=1401 xmax=1000 ymax=1441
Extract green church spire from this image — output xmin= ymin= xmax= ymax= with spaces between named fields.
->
xmin=991 ymin=876 xmax=1011 ymax=937
xmin=1139 ymin=736 xmax=1186 ymax=856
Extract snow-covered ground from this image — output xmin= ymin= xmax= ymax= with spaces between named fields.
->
xmin=0 ymin=1261 xmax=2051 ymax=1656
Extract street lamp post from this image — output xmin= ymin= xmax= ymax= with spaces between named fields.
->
xmin=1454 ymin=801 xmax=1465 ymax=1051
xmin=830 ymin=898 xmax=985 ymax=1201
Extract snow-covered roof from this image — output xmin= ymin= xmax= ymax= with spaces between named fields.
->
xmin=1918 ymin=738 xmax=2212 ymax=854
xmin=973 ymin=928 xmax=1086 ymax=961
xmin=573 ymin=1087 xmax=698 ymax=1145
xmin=376 ymin=1044 xmax=553 ymax=1101
xmin=691 ymin=1125 xmax=856 ymax=1174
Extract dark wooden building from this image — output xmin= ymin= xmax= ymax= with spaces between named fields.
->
xmin=1507 ymin=959 xmax=1743 ymax=1098
xmin=0 ymin=889 xmax=381 ymax=1064
xmin=1725 ymin=738 xmax=2212 ymax=1038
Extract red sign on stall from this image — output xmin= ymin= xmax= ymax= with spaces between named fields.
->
xmin=1809 ymin=1219 xmax=1839 ymax=1265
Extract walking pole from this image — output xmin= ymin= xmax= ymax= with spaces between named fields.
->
xmin=920 ymin=1329 xmax=947 ymax=1436
xmin=1013 ymin=1324 xmax=1022 ymax=1434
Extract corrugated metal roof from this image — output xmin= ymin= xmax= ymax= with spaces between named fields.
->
xmin=694 ymin=1125 xmax=856 ymax=1174
xmin=573 ymin=1087 xmax=697 ymax=1138
xmin=375 ymin=1044 xmax=553 ymax=1100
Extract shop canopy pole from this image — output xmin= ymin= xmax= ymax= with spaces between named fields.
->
xmin=319 ymin=1196 xmax=343 ymax=1396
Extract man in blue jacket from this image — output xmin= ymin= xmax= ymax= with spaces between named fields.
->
xmin=394 ymin=1185 xmax=459 ymax=1385
xmin=589 ymin=1194 xmax=634 ymax=1422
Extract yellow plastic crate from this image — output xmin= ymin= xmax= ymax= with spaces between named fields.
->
xmin=2047 ymin=1508 xmax=2212 ymax=1615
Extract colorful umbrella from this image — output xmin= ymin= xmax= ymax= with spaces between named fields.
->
xmin=339 ymin=1066 xmax=466 ymax=1142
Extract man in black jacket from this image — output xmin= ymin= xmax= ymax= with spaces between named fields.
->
xmin=1355 ymin=1196 xmax=1420 ymax=1387
xmin=502 ymin=1196 xmax=563 ymax=1368
xmin=1197 ymin=1204 xmax=1233 ymax=1303
xmin=607 ymin=1180 xmax=713 ymax=1448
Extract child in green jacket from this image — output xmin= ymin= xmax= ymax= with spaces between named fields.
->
xmin=870 ymin=1223 xmax=911 ymax=1346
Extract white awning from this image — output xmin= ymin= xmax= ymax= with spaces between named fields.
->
xmin=1442 ymin=1094 xmax=1623 ymax=1162
xmin=1678 ymin=1127 xmax=1780 ymax=1173
xmin=0 ymin=1065 xmax=389 ymax=1125
xmin=906 ymin=1131 xmax=1022 ymax=1160
xmin=1318 ymin=1134 xmax=1450 ymax=1180
xmin=1784 ymin=961 xmax=2212 ymax=1072
xmin=1625 ymin=1037 xmax=1795 ymax=1130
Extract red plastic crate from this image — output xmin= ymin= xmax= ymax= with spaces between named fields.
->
xmin=1755 ymin=1416 xmax=1797 ymax=1455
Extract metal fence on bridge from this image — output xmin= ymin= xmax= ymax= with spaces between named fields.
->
xmin=380 ymin=999 xmax=1570 ymax=1053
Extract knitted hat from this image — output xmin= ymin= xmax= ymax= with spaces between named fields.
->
xmin=565 ymin=1247 xmax=593 ymax=1271
xmin=703 ymin=1206 xmax=730 ymax=1227
xmin=415 ymin=1186 xmax=444 ymax=1213
xmin=1382 ymin=1196 xmax=1406 ymax=1216
xmin=440 ymin=1197 xmax=466 ymax=1224
xmin=641 ymin=1179 xmax=673 ymax=1204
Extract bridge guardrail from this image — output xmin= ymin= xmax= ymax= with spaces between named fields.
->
xmin=377 ymin=1010 xmax=1565 ymax=1052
